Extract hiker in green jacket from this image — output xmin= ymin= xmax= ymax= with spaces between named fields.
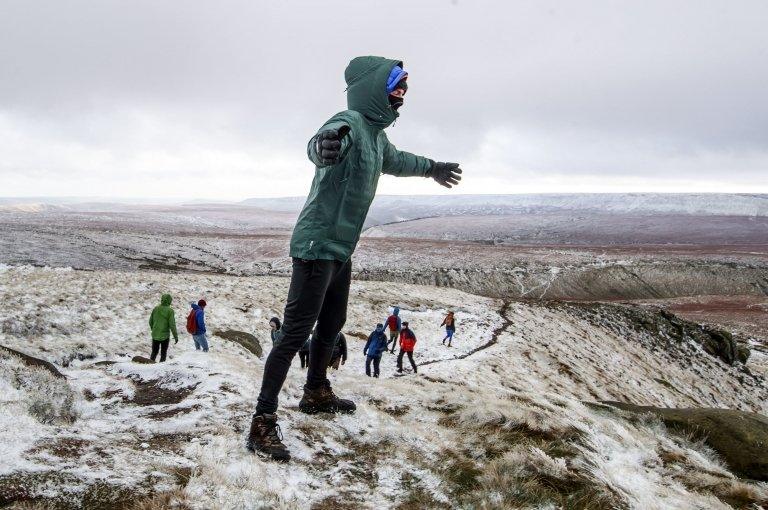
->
xmin=149 ymin=293 xmax=178 ymax=362
xmin=247 ymin=56 xmax=462 ymax=462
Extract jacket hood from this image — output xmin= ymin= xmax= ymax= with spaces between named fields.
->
xmin=191 ymin=303 xmax=200 ymax=311
xmin=375 ymin=324 xmax=385 ymax=333
xmin=393 ymin=307 xmax=400 ymax=316
xmin=345 ymin=56 xmax=402 ymax=129
xmin=161 ymin=294 xmax=172 ymax=306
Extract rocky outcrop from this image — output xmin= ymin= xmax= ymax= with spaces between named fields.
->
xmin=354 ymin=261 xmax=768 ymax=301
xmin=562 ymin=303 xmax=750 ymax=366
xmin=604 ymin=402 xmax=768 ymax=481
xmin=214 ymin=330 xmax=262 ymax=358
xmin=0 ymin=345 xmax=65 ymax=378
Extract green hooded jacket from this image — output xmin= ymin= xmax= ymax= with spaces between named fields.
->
xmin=149 ymin=294 xmax=178 ymax=341
xmin=290 ymin=56 xmax=434 ymax=261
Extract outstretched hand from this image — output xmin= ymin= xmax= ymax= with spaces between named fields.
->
xmin=430 ymin=162 xmax=462 ymax=189
xmin=315 ymin=126 xmax=351 ymax=166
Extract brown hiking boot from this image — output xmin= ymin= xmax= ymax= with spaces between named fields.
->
xmin=245 ymin=413 xmax=290 ymax=462
xmin=298 ymin=383 xmax=356 ymax=415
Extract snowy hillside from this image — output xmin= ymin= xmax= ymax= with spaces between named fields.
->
xmin=1 ymin=266 xmax=767 ymax=509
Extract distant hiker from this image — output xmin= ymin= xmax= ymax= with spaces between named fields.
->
xmin=328 ymin=332 xmax=348 ymax=370
xmin=298 ymin=336 xmax=311 ymax=369
xmin=397 ymin=321 xmax=418 ymax=374
xmin=364 ymin=324 xmax=388 ymax=377
xmin=441 ymin=311 xmax=456 ymax=347
xmin=149 ymin=293 xmax=178 ymax=362
xmin=247 ymin=56 xmax=463 ymax=462
xmin=385 ymin=306 xmax=402 ymax=354
xmin=187 ymin=299 xmax=209 ymax=352
xmin=269 ymin=317 xmax=282 ymax=346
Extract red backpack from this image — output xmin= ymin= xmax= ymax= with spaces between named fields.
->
xmin=186 ymin=310 xmax=198 ymax=334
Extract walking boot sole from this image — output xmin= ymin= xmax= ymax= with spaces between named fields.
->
xmin=298 ymin=403 xmax=356 ymax=415
xmin=246 ymin=443 xmax=291 ymax=462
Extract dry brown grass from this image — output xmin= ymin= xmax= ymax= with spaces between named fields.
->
xmin=657 ymin=441 xmax=768 ymax=509
xmin=126 ymin=489 xmax=192 ymax=510
xmin=6 ymin=502 xmax=58 ymax=510
xmin=432 ymin=397 xmax=623 ymax=510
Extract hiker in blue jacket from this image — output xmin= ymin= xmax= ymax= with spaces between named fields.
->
xmin=363 ymin=324 xmax=389 ymax=378
xmin=190 ymin=300 xmax=209 ymax=352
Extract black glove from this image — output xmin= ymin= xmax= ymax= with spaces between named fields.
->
xmin=174 ymin=338 xmax=178 ymax=344
xmin=315 ymin=126 xmax=350 ymax=166
xmin=429 ymin=162 xmax=462 ymax=189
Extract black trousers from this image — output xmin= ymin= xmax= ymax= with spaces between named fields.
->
xmin=397 ymin=350 xmax=417 ymax=372
xmin=151 ymin=339 xmax=169 ymax=362
xmin=365 ymin=356 xmax=381 ymax=377
xmin=256 ymin=258 xmax=352 ymax=415
xmin=299 ymin=351 xmax=309 ymax=368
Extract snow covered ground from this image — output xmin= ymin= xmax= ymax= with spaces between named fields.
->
xmin=1 ymin=266 xmax=767 ymax=509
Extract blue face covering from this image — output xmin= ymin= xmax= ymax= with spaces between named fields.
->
xmin=386 ymin=65 xmax=408 ymax=94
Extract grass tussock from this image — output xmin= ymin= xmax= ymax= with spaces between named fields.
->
xmin=0 ymin=355 xmax=78 ymax=424
xmin=665 ymin=457 xmax=768 ymax=508
xmin=127 ymin=489 xmax=192 ymax=510
xmin=464 ymin=446 xmax=623 ymax=510
xmin=434 ymin=397 xmax=621 ymax=509
xmin=6 ymin=503 xmax=58 ymax=510
xmin=394 ymin=472 xmax=445 ymax=510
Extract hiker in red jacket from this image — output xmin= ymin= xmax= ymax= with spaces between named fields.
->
xmin=385 ymin=306 xmax=402 ymax=353
xmin=397 ymin=321 xmax=418 ymax=374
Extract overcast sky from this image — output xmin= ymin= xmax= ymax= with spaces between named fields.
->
xmin=1 ymin=0 xmax=767 ymax=199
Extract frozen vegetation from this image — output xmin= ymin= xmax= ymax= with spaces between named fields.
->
xmin=1 ymin=266 xmax=767 ymax=509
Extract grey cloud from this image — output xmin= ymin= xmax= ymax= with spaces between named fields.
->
xmin=0 ymin=0 xmax=766 ymax=198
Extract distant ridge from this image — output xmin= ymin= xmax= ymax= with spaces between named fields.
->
xmin=241 ymin=193 xmax=768 ymax=227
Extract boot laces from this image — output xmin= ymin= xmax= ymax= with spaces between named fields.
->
xmin=323 ymin=385 xmax=340 ymax=402
xmin=272 ymin=423 xmax=283 ymax=442
xmin=258 ymin=418 xmax=283 ymax=445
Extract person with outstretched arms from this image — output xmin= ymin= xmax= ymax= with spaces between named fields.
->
xmin=246 ymin=56 xmax=463 ymax=462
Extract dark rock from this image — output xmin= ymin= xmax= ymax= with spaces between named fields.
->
xmin=698 ymin=328 xmax=737 ymax=364
xmin=603 ymin=401 xmax=768 ymax=481
xmin=0 ymin=344 xmax=65 ymax=378
xmin=214 ymin=329 xmax=262 ymax=357
xmin=131 ymin=355 xmax=155 ymax=364
xmin=737 ymin=345 xmax=751 ymax=364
